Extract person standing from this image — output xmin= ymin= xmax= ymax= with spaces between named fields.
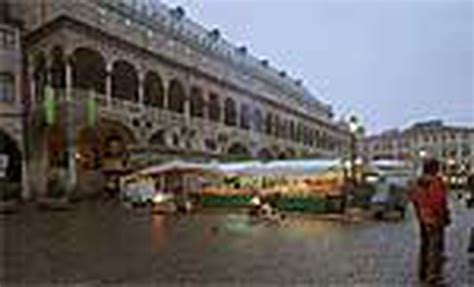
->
xmin=408 ymin=159 xmax=451 ymax=285
xmin=467 ymin=174 xmax=474 ymax=256
xmin=466 ymin=173 xmax=474 ymax=208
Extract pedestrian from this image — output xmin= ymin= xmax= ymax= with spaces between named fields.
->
xmin=467 ymin=174 xmax=474 ymax=255
xmin=466 ymin=173 xmax=474 ymax=208
xmin=468 ymin=227 xmax=474 ymax=254
xmin=408 ymin=158 xmax=451 ymax=285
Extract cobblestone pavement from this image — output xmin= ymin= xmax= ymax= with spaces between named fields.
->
xmin=1 ymin=195 xmax=473 ymax=286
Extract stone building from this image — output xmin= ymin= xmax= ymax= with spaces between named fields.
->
xmin=0 ymin=0 xmax=27 ymax=197
xmin=363 ymin=120 xmax=474 ymax=176
xmin=0 ymin=0 xmax=351 ymax=198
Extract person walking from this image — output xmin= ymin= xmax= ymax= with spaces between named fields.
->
xmin=408 ymin=159 xmax=451 ymax=285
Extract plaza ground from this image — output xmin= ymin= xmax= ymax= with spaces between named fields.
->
xmin=1 ymin=194 xmax=473 ymax=286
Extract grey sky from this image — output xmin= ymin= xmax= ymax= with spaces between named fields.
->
xmin=160 ymin=0 xmax=473 ymax=134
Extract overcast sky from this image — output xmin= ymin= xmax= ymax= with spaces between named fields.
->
xmin=160 ymin=0 xmax=473 ymax=134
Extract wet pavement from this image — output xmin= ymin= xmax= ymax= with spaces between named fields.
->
xmin=1 ymin=195 xmax=473 ymax=286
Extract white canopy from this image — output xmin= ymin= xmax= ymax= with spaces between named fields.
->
xmin=129 ymin=160 xmax=218 ymax=177
xmin=371 ymin=159 xmax=411 ymax=169
xmin=126 ymin=158 xmax=343 ymax=179
xmin=213 ymin=159 xmax=342 ymax=177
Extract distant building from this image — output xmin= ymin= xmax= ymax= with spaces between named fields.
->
xmin=363 ymin=120 xmax=474 ymax=175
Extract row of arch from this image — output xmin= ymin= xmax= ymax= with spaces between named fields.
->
xmin=32 ymin=46 xmax=344 ymax=151
xmin=146 ymin=127 xmax=294 ymax=159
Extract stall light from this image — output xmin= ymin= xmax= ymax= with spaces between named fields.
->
xmin=343 ymin=160 xmax=352 ymax=170
xmin=419 ymin=150 xmax=427 ymax=158
xmin=153 ymin=193 xmax=167 ymax=204
xmin=365 ymin=175 xmax=379 ymax=183
xmin=251 ymin=196 xmax=261 ymax=206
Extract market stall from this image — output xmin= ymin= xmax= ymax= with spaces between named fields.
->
xmin=120 ymin=160 xmax=222 ymax=210
xmin=199 ymin=159 xmax=347 ymax=213
xmin=119 ymin=159 xmax=350 ymax=214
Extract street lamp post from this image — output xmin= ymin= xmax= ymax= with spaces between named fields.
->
xmin=341 ymin=115 xmax=363 ymax=212
xmin=447 ymin=157 xmax=456 ymax=187
xmin=348 ymin=115 xmax=362 ymax=186
xmin=417 ymin=149 xmax=427 ymax=176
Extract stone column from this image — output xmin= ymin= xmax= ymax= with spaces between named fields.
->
xmin=65 ymin=61 xmax=72 ymax=101
xmin=184 ymin=97 xmax=191 ymax=125
xmin=37 ymin=60 xmax=53 ymax=197
xmin=106 ymin=63 xmax=113 ymax=107
xmin=234 ymin=100 xmax=240 ymax=127
xmin=218 ymin=96 xmax=224 ymax=124
xmin=29 ymin=67 xmax=36 ymax=112
xmin=21 ymin=156 xmax=30 ymax=200
xmin=65 ymin=62 xmax=77 ymax=195
xmin=163 ymin=81 xmax=169 ymax=110
xmin=23 ymin=68 xmax=36 ymax=200
xmin=138 ymin=71 xmax=145 ymax=108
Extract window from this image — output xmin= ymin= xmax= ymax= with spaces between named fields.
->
xmin=462 ymin=146 xmax=470 ymax=157
xmin=240 ymin=103 xmax=251 ymax=130
xmin=0 ymin=73 xmax=14 ymax=102
xmin=0 ymin=27 xmax=15 ymax=49
xmin=208 ymin=93 xmax=221 ymax=122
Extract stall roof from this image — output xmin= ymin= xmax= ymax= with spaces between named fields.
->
xmin=129 ymin=160 xmax=220 ymax=177
xmin=214 ymin=159 xmax=342 ymax=177
xmin=371 ymin=159 xmax=410 ymax=167
xmin=210 ymin=161 xmax=264 ymax=175
xmin=127 ymin=159 xmax=343 ymax=179
xmin=371 ymin=160 xmax=413 ymax=172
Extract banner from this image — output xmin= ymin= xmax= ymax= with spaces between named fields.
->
xmin=43 ymin=86 xmax=56 ymax=125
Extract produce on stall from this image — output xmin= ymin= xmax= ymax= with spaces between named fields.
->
xmin=198 ymin=159 xmax=347 ymax=213
xmin=118 ymin=159 xmax=353 ymax=214
xmin=119 ymin=160 xmax=221 ymax=212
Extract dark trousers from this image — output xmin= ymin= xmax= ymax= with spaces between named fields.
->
xmin=419 ymin=223 xmax=445 ymax=283
xmin=468 ymin=227 xmax=474 ymax=253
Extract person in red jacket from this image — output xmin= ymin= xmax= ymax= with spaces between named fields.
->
xmin=408 ymin=158 xmax=450 ymax=285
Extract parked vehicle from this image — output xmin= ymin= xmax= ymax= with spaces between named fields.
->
xmin=370 ymin=176 xmax=408 ymax=220
xmin=367 ymin=161 xmax=414 ymax=220
xmin=120 ymin=177 xmax=155 ymax=206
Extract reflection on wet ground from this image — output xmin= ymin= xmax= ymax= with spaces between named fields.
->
xmin=1 ymin=197 xmax=473 ymax=286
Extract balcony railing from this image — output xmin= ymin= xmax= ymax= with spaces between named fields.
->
xmin=38 ymin=89 xmax=337 ymax=155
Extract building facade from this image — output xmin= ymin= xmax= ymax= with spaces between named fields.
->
xmin=363 ymin=120 xmax=474 ymax=176
xmin=0 ymin=0 xmax=351 ymax=198
xmin=0 ymin=1 xmax=27 ymax=196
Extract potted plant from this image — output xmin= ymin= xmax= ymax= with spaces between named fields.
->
xmin=37 ymin=168 xmax=72 ymax=211
xmin=0 ymin=180 xmax=21 ymax=213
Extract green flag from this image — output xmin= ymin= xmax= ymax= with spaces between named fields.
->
xmin=86 ymin=90 xmax=97 ymax=126
xmin=43 ymin=86 xmax=56 ymax=125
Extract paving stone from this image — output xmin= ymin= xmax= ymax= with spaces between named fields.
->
xmin=0 ymin=195 xmax=473 ymax=286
